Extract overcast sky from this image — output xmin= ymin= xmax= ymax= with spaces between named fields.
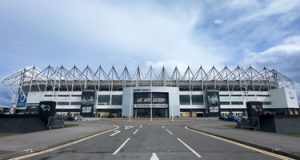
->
xmin=0 ymin=0 xmax=300 ymax=106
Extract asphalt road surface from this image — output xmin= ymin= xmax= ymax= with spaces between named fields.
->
xmin=24 ymin=124 xmax=280 ymax=160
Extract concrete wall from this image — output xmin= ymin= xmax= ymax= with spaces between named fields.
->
xmin=274 ymin=116 xmax=300 ymax=133
xmin=0 ymin=115 xmax=47 ymax=133
xmin=260 ymin=115 xmax=300 ymax=134
xmin=270 ymin=88 xmax=299 ymax=108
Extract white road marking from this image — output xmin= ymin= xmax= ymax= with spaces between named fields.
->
xmin=177 ymin=138 xmax=202 ymax=158
xmin=23 ymin=149 xmax=33 ymax=153
xmin=185 ymin=126 xmax=294 ymax=160
xmin=139 ymin=125 xmax=143 ymax=129
xmin=150 ymin=153 xmax=159 ymax=160
xmin=10 ymin=126 xmax=119 ymax=160
xmin=133 ymin=129 xmax=139 ymax=135
xmin=161 ymin=125 xmax=165 ymax=129
xmin=109 ymin=130 xmax=120 ymax=136
xmin=113 ymin=138 xmax=131 ymax=155
xmin=125 ymin=125 xmax=135 ymax=130
xmin=165 ymin=129 xmax=173 ymax=136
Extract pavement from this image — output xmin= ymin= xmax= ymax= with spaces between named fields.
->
xmin=0 ymin=120 xmax=115 ymax=160
xmin=1 ymin=118 xmax=300 ymax=160
xmin=189 ymin=118 xmax=300 ymax=159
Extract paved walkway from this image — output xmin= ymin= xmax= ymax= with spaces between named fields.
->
xmin=189 ymin=118 xmax=300 ymax=158
xmin=0 ymin=120 xmax=114 ymax=159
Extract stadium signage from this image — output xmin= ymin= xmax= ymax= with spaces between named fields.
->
xmin=134 ymin=104 xmax=169 ymax=108
xmin=80 ymin=90 xmax=95 ymax=117
xmin=17 ymin=92 xmax=27 ymax=108
xmin=206 ymin=91 xmax=220 ymax=113
xmin=133 ymin=92 xmax=169 ymax=108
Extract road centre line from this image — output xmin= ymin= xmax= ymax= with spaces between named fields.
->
xmin=185 ymin=126 xmax=294 ymax=160
xmin=177 ymin=138 xmax=202 ymax=158
xmin=109 ymin=130 xmax=120 ymax=136
xmin=165 ymin=129 xmax=173 ymax=136
xmin=133 ymin=129 xmax=139 ymax=135
xmin=10 ymin=126 xmax=119 ymax=160
xmin=113 ymin=138 xmax=131 ymax=155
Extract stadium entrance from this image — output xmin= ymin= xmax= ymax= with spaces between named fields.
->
xmin=134 ymin=108 xmax=169 ymax=118
xmin=133 ymin=92 xmax=169 ymax=118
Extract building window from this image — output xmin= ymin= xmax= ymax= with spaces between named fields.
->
xmin=263 ymin=102 xmax=272 ymax=105
xmin=231 ymin=95 xmax=242 ymax=97
xmin=98 ymin=95 xmax=110 ymax=105
xmin=71 ymin=102 xmax=82 ymax=105
xmin=58 ymin=95 xmax=69 ymax=97
xmin=258 ymin=95 xmax=270 ymax=97
xmin=44 ymin=95 xmax=53 ymax=97
xmin=180 ymin=95 xmax=190 ymax=105
xmin=111 ymin=95 xmax=122 ymax=105
xmin=219 ymin=94 xmax=229 ymax=97
xmin=220 ymin=101 xmax=230 ymax=105
xmin=191 ymin=95 xmax=203 ymax=105
xmin=57 ymin=102 xmax=69 ymax=105
xmin=231 ymin=101 xmax=243 ymax=105
xmin=71 ymin=95 xmax=82 ymax=97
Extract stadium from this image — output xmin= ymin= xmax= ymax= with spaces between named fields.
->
xmin=1 ymin=65 xmax=299 ymax=118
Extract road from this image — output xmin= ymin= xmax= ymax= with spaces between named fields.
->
xmin=23 ymin=124 xmax=280 ymax=160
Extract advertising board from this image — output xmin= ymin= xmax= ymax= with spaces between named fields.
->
xmin=206 ymin=91 xmax=220 ymax=114
xmin=80 ymin=90 xmax=95 ymax=117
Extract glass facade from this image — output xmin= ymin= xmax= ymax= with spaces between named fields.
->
xmin=220 ymin=101 xmax=230 ymax=105
xmin=112 ymin=95 xmax=122 ymax=105
xmin=71 ymin=102 xmax=82 ymax=105
xmin=180 ymin=95 xmax=204 ymax=105
xmin=98 ymin=95 xmax=110 ymax=105
xmin=179 ymin=95 xmax=190 ymax=105
xmin=191 ymin=95 xmax=204 ymax=105
xmin=231 ymin=101 xmax=243 ymax=105
xmin=57 ymin=102 xmax=69 ymax=105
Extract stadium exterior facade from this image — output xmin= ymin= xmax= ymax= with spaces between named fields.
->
xmin=1 ymin=65 xmax=299 ymax=118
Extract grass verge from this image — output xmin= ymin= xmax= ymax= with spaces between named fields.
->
xmin=224 ymin=124 xmax=237 ymax=128
xmin=285 ymin=133 xmax=300 ymax=137
xmin=64 ymin=123 xmax=79 ymax=128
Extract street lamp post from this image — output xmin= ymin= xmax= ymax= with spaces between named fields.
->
xmin=150 ymin=87 xmax=152 ymax=122
xmin=128 ymin=79 xmax=134 ymax=122
xmin=171 ymin=104 xmax=174 ymax=121
xmin=150 ymin=69 xmax=153 ymax=122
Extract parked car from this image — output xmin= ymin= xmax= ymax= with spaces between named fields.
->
xmin=74 ymin=115 xmax=83 ymax=121
xmin=65 ymin=115 xmax=75 ymax=121
xmin=219 ymin=115 xmax=228 ymax=120
xmin=226 ymin=114 xmax=241 ymax=122
xmin=239 ymin=116 xmax=248 ymax=121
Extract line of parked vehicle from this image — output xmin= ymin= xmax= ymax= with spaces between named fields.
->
xmin=219 ymin=114 xmax=247 ymax=122
xmin=64 ymin=115 xmax=83 ymax=121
